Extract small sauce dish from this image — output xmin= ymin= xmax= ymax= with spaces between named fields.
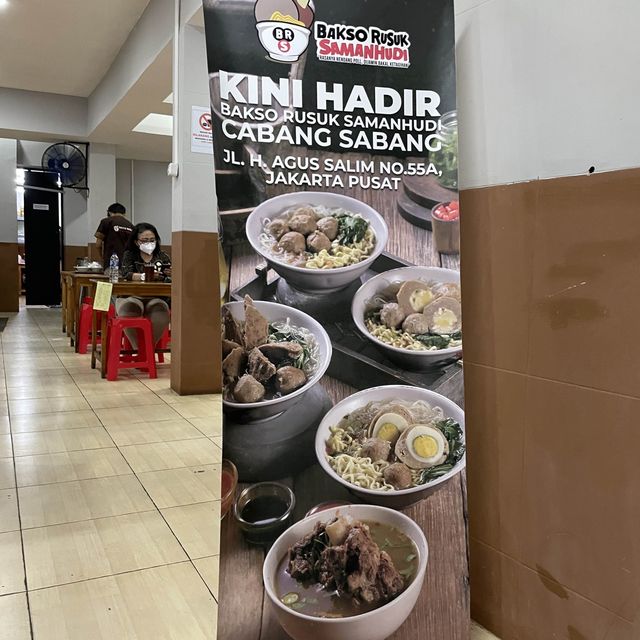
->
xmin=233 ymin=482 xmax=295 ymax=545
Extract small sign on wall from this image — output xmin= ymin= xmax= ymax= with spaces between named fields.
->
xmin=191 ymin=106 xmax=213 ymax=155
xmin=33 ymin=204 xmax=50 ymax=211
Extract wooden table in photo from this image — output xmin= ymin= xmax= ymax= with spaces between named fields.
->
xmin=88 ymin=280 xmax=172 ymax=378
xmin=219 ymin=203 xmax=468 ymax=639
xmin=60 ymin=271 xmax=110 ymax=349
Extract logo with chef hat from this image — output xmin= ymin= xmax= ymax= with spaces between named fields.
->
xmin=254 ymin=0 xmax=315 ymax=63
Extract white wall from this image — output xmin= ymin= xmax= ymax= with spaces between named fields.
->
xmin=115 ymin=159 xmax=172 ymax=243
xmin=0 ymin=139 xmax=17 ymax=243
xmin=171 ymin=24 xmax=217 ymax=235
xmin=87 ymin=144 xmax=116 ymax=236
xmin=454 ymin=0 xmax=640 ymax=189
xmin=133 ymin=160 xmax=172 ymax=241
xmin=0 ymin=88 xmax=87 ymax=141
xmin=115 ymin=159 xmax=133 ymax=214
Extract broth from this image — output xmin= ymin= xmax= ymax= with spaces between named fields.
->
xmin=275 ymin=519 xmax=418 ymax=618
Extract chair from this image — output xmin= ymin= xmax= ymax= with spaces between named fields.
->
xmin=156 ymin=326 xmax=171 ymax=363
xmin=77 ymin=297 xmax=115 ymax=355
xmin=105 ymin=317 xmax=157 ymax=381
xmin=121 ymin=324 xmax=170 ymax=363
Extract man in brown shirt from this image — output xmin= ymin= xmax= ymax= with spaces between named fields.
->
xmin=94 ymin=203 xmax=134 ymax=270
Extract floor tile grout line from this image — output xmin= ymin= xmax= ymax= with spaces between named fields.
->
xmin=191 ymin=556 xmax=219 ymax=604
xmin=25 ymin=558 xmax=212 ymax=595
xmin=13 ymin=469 xmax=218 ymax=490
xmin=10 ymin=436 xmax=218 ymax=458
xmin=2 ymin=320 xmax=36 ymax=640
xmin=12 ymin=310 xmax=219 ymax=625
xmin=20 ymin=507 xmax=163 ymax=532
xmin=67 ymin=356 xmax=220 ymax=602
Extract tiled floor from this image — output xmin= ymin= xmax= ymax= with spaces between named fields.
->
xmin=0 ymin=307 xmax=499 ymax=640
xmin=0 ymin=307 xmax=220 ymax=639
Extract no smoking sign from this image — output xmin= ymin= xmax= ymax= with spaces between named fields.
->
xmin=191 ymin=106 xmax=213 ymax=154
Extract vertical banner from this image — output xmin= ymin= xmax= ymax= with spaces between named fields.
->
xmin=204 ymin=1 xmax=466 ymax=638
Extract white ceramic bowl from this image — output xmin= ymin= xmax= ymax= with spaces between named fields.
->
xmin=352 ymin=266 xmax=462 ymax=370
xmin=246 ymin=192 xmax=388 ymax=293
xmin=256 ymin=22 xmax=311 ymax=62
xmin=315 ymin=385 xmax=465 ymax=509
xmin=223 ymin=300 xmax=332 ymax=420
xmin=263 ymin=503 xmax=428 ymax=640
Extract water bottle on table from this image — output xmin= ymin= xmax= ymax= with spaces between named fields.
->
xmin=109 ymin=253 xmax=119 ymax=283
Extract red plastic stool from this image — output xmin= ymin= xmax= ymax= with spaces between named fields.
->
xmin=156 ymin=326 xmax=171 ymax=363
xmin=105 ymin=317 xmax=157 ymax=381
xmin=121 ymin=326 xmax=170 ymax=364
xmin=77 ymin=297 xmax=115 ymax=355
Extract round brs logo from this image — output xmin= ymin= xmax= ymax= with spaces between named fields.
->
xmin=254 ymin=0 xmax=315 ymax=63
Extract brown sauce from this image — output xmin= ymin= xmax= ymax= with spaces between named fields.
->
xmin=241 ymin=495 xmax=289 ymax=526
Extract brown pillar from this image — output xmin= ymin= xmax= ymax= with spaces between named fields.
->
xmin=170 ymin=231 xmax=222 ymax=395
xmin=0 ymin=242 xmax=19 ymax=312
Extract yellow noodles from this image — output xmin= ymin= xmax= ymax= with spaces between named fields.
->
xmin=327 ymin=426 xmax=354 ymax=454
xmin=366 ymin=318 xmax=462 ymax=351
xmin=270 ymin=11 xmax=305 ymax=26
xmin=366 ymin=319 xmax=427 ymax=350
xmin=328 ymin=454 xmax=394 ymax=491
xmin=306 ymin=228 xmax=375 ymax=269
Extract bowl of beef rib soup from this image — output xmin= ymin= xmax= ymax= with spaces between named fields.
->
xmin=222 ymin=297 xmax=332 ymax=420
xmin=263 ymin=503 xmax=428 ymax=640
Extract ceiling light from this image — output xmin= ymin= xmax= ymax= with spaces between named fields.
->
xmin=163 ymin=93 xmax=173 ymax=104
xmin=132 ymin=113 xmax=173 ymax=136
xmin=0 ymin=0 xmax=9 ymax=8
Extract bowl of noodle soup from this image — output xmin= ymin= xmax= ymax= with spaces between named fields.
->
xmin=352 ymin=266 xmax=462 ymax=370
xmin=246 ymin=192 xmax=388 ymax=293
xmin=315 ymin=385 xmax=465 ymax=508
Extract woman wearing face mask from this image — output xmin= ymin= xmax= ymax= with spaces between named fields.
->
xmin=117 ymin=223 xmax=171 ymax=348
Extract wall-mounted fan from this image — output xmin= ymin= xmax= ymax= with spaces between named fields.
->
xmin=41 ymin=142 xmax=88 ymax=188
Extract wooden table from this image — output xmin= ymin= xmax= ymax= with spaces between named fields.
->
xmin=88 ymin=280 xmax=172 ymax=378
xmin=218 ymin=196 xmax=468 ymax=639
xmin=60 ymin=271 xmax=109 ymax=348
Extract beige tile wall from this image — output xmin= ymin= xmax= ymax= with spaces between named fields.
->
xmin=461 ymin=168 xmax=640 ymax=639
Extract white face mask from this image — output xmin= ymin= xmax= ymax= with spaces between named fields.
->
xmin=139 ymin=241 xmax=156 ymax=255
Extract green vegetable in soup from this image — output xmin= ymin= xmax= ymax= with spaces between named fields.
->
xmin=415 ymin=334 xmax=452 ymax=349
xmin=268 ymin=323 xmax=314 ymax=371
xmin=419 ymin=418 xmax=465 ymax=483
xmin=282 ymin=592 xmax=299 ymax=606
xmin=334 ymin=213 xmax=369 ymax=245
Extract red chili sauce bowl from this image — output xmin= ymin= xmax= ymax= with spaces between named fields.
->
xmin=432 ymin=200 xmax=460 ymax=222
xmin=221 ymin=459 xmax=238 ymax=519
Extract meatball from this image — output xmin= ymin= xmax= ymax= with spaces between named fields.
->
xmin=293 ymin=205 xmax=318 ymax=218
xmin=289 ymin=213 xmax=317 ymax=235
xmin=383 ymin=463 xmax=413 ymax=490
xmin=267 ymin=219 xmax=290 ymax=240
xmin=306 ymin=231 xmax=331 ymax=254
xmin=380 ymin=302 xmax=405 ymax=329
xmin=233 ymin=374 xmax=265 ymax=403
xmin=317 ymin=216 xmax=338 ymax=241
xmin=278 ymin=231 xmax=306 ymax=254
xmin=402 ymin=313 xmax=431 ymax=335
xmin=360 ymin=438 xmax=391 ymax=462
xmin=275 ymin=366 xmax=307 ymax=394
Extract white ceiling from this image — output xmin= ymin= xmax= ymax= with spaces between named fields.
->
xmin=0 ymin=0 xmax=151 ymax=97
xmin=90 ymin=44 xmax=173 ymax=161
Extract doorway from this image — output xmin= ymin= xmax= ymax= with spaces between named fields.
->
xmin=20 ymin=169 xmax=63 ymax=306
